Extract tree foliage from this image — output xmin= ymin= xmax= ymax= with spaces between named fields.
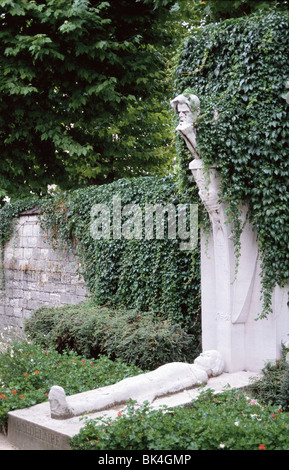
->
xmin=174 ymin=11 xmax=289 ymax=317
xmin=0 ymin=0 xmax=190 ymax=201
xmin=202 ymin=0 xmax=289 ymax=22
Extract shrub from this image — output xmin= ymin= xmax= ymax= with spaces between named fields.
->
xmin=24 ymin=302 xmax=200 ymax=370
xmin=70 ymin=389 xmax=289 ymax=450
xmin=248 ymin=344 xmax=289 ymax=410
xmin=0 ymin=340 xmax=143 ymax=430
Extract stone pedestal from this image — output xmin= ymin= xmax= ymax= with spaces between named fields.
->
xmin=190 ymin=159 xmax=289 ymax=373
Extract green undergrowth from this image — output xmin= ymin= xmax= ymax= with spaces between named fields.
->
xmin=248 ymin=345 xmax=289 ymax=411
xmin=0 ymin=340 xmax=143 ymax=431
xmin=2 ymin=339 xmax=289 ymax=449
xmin=24 ymin=302 xmax=200 ymax=371
xmin=70 ymin=388 xmax=288 ymax=451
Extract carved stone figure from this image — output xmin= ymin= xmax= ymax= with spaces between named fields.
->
xmin=170 ymin=93 xmax=200 ymax=158
xmin=48 ymin=350 xmax=224 ymax=419
xmin=190 ymin=159 xmax=222 ymax=231
xmin=171 ymin=93 xmax=260 ymax=372
xmin=169 ymin=90 xmax=289 ymax=373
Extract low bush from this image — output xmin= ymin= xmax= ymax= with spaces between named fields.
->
xmin=248 ymin=344 xmax=289 ymax=410
xmin=24 ymin=302 xmax=200 ymax=370
xmin=0 ymin=341 xmax=143 ymax=431
xmin=70 ymin=388 xmax=288 ymax=450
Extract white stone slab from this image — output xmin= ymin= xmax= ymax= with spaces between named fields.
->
xmin=7 ymin=371 xmax=259 ymax=450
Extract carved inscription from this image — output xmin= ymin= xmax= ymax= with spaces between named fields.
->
xmin=216 ymin=312 xmax=231 ymax=321
xmin=14 ymin=420 xmax=67 ymax=449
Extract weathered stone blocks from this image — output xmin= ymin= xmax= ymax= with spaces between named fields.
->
xmin=0 ymin=211 xmax=88 ymax=342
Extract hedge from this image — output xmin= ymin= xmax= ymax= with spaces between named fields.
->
xmin=24 ymin=302 xmax=200 ymax=370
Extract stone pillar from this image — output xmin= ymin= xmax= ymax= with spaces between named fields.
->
xmin=171 ymin=93 xmax=289 ymax=373
xmin=189 ymin=158 xmax=289 ymax=372
xmin=189 ymin=159 xmax=245 ymax=372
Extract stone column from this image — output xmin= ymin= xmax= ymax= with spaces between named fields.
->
xmin=189 ymin=159 xmax=246 ymax=372
xmin=171 ymin=93 xmax=289 ymax=373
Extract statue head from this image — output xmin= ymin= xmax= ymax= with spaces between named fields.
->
xmin=194 ymin=350 xmax=224 ymax=377
xmin=170 ymin=93 xmax=201 ymax=158
xmin=170 ymin=93 xmax=200 ymax=128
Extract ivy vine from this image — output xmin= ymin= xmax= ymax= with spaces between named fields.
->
xmin=0 ymin=177 xmax=201 ymax=331
xmin=174 ymin=11 xmax=289 ymax=317
xmin=39 ymin=176 xmax=201 ymax=330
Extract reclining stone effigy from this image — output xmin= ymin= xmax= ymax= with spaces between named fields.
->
xmin=48 ymin=350 xmax=224 ymax=420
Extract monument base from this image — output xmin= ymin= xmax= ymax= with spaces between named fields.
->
xmin=8 ymin=371 xmax=259 ymax=450
xmin=189 ymin=159 xmax=289 ymax=373
xmin=7 ymin=399 xmax=124 ymax=451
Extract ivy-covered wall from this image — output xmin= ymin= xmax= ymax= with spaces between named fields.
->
xmin=174 ymin=11 xmax=289 ymax=316
xmin=38 ymin=176 xmax=200 ymax=330
xmin=0 ymin=210 xmax=88 ymax=343
xmin=0 ymin=176 xmax=201 ymax=334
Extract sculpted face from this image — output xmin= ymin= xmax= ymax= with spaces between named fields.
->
xmin=171 ymin=95 xmax=200 ymax=158
xmin=194 ymin=350 xmax=224 ymax=377
xmin=177 ymin=103 xmax=194 ymax=126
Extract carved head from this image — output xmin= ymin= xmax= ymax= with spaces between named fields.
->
xmin=194 ymin=350 xmax=225 ymax=377
xmin=170 ymin=94 xmax=200 ymax=127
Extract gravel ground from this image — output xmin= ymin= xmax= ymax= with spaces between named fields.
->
xmin=0 ymin=433 xmax=18 ymax=450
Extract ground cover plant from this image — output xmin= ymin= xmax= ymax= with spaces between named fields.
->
xmin=68 ymin=345 xmax=289 ymax=450
xmin=69 ymin=388 xmax=288 ymax=450
xmin=0 ymin=340 xmax=143 ymax=432
xmin=1 ymin=338 xmax=289 ymax=450
xmin=248 ymin=345 xmax=289 ymax=411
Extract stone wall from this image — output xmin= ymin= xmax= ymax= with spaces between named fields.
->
xmin=0 ymin=209 xmax=88 ymax=345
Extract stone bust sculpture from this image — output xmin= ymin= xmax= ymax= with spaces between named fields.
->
xmin=171 ymin=93 xmax=222 ymax=230
xmin=48 ymin=350 xmax=224 ymax=420
xmin=170 ymin=93 xmax=200 ymax=158
xmin=171 ymin=92 xmax=259 ymax=330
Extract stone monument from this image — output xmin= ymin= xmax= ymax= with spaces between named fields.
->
xmin=171 ymin=93 xmax=289 ymax=373
xmin=48 ymin=350 xmax=225 ymax=419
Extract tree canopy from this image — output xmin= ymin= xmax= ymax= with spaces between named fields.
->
xmin=0 ymin=0 xmax=195 ymax=201
xmin=2 ymin=0 xmax=287 ymax=202
xmin=201 ymin=0 xmax=289 ymax=22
